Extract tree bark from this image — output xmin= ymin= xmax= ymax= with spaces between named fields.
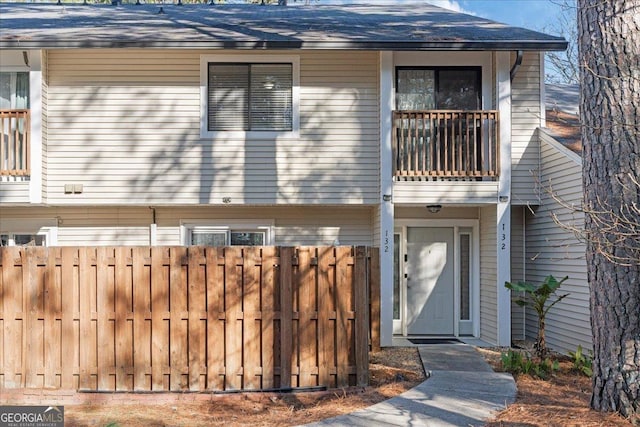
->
xmin=578 ymin=0 xmax=640 ymax=422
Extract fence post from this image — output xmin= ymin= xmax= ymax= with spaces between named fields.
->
xmin=335 ymin=247 xmax=350 ymax=387
xmin=317 ymin=246 xmax=334 ymax=388
xmin=279 ymin=247 xmax=293 ymax=388
xmin=243 ymin=247 xmax=261 ymax=390
xmin=205 ymin=247 xmax=225 ymax=390
xmin=369 ymin=248 xmax=381 ymax=353
xmin=260 ymin=247 xmax=277 ymax=389
xmin=354 ymin=246 xmax=369 ymax=386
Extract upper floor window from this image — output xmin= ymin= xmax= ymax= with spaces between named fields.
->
xmin=396 ymin=67 xmax=480 ymax=110
xmin=208 ymin=63 xmax=292 ymax=131
xmin=0 ymin=72 xmax=29 ymax=110
xmin=200 ymin=55 xmax=300 ymax=138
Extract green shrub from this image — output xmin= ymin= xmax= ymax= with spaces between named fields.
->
xmin=500 ymin=349 xmax=560 ymax=380
xmin=501 ymin=349 xmax=524 ymax=374
xmin=568 ymin=345 xmax=593 ymax=377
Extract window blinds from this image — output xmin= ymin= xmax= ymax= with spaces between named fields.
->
xmin=208 ymin=63 xmax=292 ymax=131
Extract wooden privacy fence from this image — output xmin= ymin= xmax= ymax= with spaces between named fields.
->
xmin=0 ymin=246 xmax=380 ymax=392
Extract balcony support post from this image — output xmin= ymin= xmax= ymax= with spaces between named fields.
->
xmin=379 ymin=51 xmax=394 ymax=347
xmin=496 ymin=51 xmax=512 ymax=346
xmin=29 ymin=51 xmax=43 ymax=203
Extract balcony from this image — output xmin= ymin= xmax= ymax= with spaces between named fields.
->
xmin=0 ymin=109 xmax=30 ymax=177
xmin=392 ymin=110 xmax=499 ymax=180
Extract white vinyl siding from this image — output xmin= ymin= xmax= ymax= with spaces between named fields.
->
xmin=395 ymin=206 xmax=479 ymax=220
xmin=372 ymin=205 xmax=381 ymax=248
xmin=510 ymin=206 xmax=526 ymax=340
xmin=479 ymin=206 xmax=498 ymax=344
xmin=58 ymin=226 xmax=150 ymax=246
xmin=524 ymin=131 xmax=590 ymax=354
xmin=511 ymin=51 xmax=542 ymax=205
xmin=159 ymin=206 xmax=373 ymax=246
xmin=0 ymin=182 xmax=30 ymax=203
xmin=44 ymin=49 xmax=379 ymax=205
xmin=393 ymin=181 xmax=498 ymax=205
xmin=0 ymin=206 xmax=373 ymax=247
xmin=56 ymin=207 xmax=152 ymax=246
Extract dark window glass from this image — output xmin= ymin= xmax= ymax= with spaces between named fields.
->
xmin=396 ymin=67 xmax=480 ymax=110
xmin=208 ymin=63 xmax=292 ymax=131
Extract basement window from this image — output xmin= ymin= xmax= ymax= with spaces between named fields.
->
xmin=1 ymin=233 xmax=46 ymax=247
xmin=184 ymin=223 xmax=273 ymax=247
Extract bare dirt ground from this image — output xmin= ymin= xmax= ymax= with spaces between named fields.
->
xmin=65 ymin=347 xmax=425 ymax=427
xmin=64 ymin=346 xmax=637 ymax=426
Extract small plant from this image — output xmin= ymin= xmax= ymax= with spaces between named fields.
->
xmin=532 ymin=358 xmax=560 ymax=380
xmin=505 ymin=275 xmax=570 ymax=358
xmin=500 ymin=350 xmax=560 ymax=380
xmin=521 ymin=357 xmax=535 ymax=376
xmin=501 ymin=349 xmax=524 ymax=374
xmin=568 ymin=345 xmax=593 ymax=377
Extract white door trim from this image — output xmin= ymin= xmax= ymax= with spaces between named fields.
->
xmin=395 ymin=219 xmax=480 ymax=338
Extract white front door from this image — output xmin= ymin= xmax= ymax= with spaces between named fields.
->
xmin=406 ymin=227 xmax=455 ymax=335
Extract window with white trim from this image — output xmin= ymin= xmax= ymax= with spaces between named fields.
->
xmin=0 ymin=220 xmax=57 ymax=247
xmin=1 ymin=233 xmax=46 ymax=247
xmin=200 ymin=55 xmax=299 ymax=138
xmin=207 ymin=63 xmax=292 ymax=131
xmin=186 ymin=225 xmax=272 ymax=247
xmin=0 ymin=71 xmax=30 ymax=110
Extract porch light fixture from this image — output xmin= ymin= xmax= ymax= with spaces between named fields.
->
xmin=426 ymin=204 xmax=442 ymax=213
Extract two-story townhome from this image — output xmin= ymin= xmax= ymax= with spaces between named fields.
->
xmin=0 ymin=3 xmax=567 ymax=348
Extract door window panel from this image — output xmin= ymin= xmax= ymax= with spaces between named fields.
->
xmin=396 ymin=69 xmax=435 ymax=110
xmin=437 ymin=70 xmax=481 ymax=110
xmin=393 ymin=233 xmax=401 ymax=320
xmin=459 ymin=233 xmax=471 ymax=320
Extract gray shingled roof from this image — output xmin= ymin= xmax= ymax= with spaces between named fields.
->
xmin=0 ymin=3 xmax=567 ymax=50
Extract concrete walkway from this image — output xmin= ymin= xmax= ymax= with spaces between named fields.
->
xmin=303 ymin=344 xmax=516 ymax=427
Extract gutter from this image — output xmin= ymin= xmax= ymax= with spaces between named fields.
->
xmin=0 ymin=40 xmax=569 ymax=51
xmin=510 ymin=50 xmax=524 ymax=82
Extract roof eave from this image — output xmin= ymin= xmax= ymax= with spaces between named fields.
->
xmin=0 ymin=39 xmax=569 ymax=51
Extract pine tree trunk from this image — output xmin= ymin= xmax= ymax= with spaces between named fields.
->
xmin=578 ymin=0 xmax=640 ymax=422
